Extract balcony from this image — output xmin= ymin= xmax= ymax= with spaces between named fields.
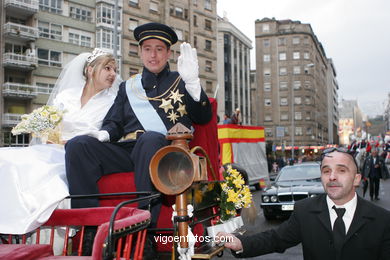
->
xmin=2 ymin=113 xmax=22 ymax=127
xmin=3 ymin=82 xmax=38 ymax=98
xmin=5 ymin=0 xmax=39 ymax=16
xmin=96 ymin=0 xmax=123 ymax=8
xmin=3 ymin=22 xmax=39 ymax=41
xmin=3 ymin=52 xmax=38 ymax=70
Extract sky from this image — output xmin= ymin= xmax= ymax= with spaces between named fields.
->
xmin=217 ymin=0 xmax=390 ymax=117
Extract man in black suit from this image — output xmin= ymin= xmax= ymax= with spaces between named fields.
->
xmin=362 ymin=148 xmax=388 ymax=201
xmin=65 ymin=23 xmax=211 ymax=227
xmin=217 ymin=148 xmax=390 ymax=260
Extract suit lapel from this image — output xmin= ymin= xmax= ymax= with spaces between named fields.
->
xmin=345 ymin=196 xmax=374 ymax=242
xmin=312 ymin=195 xmax=333 ymax=235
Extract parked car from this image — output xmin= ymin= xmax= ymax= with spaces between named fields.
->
xmin=260 ymin=162 xmax=324 ymax=220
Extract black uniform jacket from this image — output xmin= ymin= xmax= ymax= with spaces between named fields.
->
xmin=235 ymin=194 xmax=390 ymax=260
xmin=101 ymin=64 xmax=212 ymax=142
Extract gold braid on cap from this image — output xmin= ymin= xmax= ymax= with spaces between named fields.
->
xmin=86 ymin=48 xmax=110 ymax=64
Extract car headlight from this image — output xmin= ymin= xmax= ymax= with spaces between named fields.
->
xmin=310 ymin=194 xmax=317 ymax=198
xmin=270 ymin=195 xmax=278 ymax=203
xmin=263 ymin=196 xmax=270 ymax=203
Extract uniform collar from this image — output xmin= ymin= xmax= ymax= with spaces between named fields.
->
xmin=141 ymin=63 xmax=170 ymax=90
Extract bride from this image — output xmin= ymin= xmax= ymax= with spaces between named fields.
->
xmin=0 ymin=48 xmax=121 ymax=234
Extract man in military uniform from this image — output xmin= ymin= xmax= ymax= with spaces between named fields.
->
xmin=65 ymin=23 xmax=212 ymax=228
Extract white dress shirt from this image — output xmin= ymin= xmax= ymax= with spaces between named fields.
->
xmin=326 ymin=193 xmax=357 ymax=234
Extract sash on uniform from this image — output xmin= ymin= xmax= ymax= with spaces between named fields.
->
xmin=125 ymin=74 xmax=167 ymax=135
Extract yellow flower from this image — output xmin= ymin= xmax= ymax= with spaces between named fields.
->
xmin=50 ymin=114 xmax=61 ymax=123
xmin=233 ymin=176 xmax=245 ymax=188
xmin=227 ymin=189 xmax=239 ymax=203
xmin=194 ymin=189 xmax=203 ymax=204
xmin=40 ymin=110 xmax=49 ymax=118
xmin=226 ymin=209 xmax=236 ymax=215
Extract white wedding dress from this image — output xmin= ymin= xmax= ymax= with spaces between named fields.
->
xmin=0 ymin=87 xmax=117 ymax=234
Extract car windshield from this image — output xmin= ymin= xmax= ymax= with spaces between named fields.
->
xmin=277 ymin=164 xmax=321 ymax=182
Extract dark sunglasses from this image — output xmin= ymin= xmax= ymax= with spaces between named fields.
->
xmin=320 ymin=147 xmax=359 ymax=171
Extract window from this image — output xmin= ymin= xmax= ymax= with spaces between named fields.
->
xmin=129 ymin=18 xmax=138 ymax=31
xmin=205 ymin=0 xmax=212 ymax=10
xmin=293 ymin=51 xmax=300 ymax=60
xmin=293 ymin=81 xmax=301 ymax=90
xmin=205 ymin=60 xmax=212 ymax=72
xmin=205 ymin=40 xmax=212 ymax=51
xmin=37 ymin=48 xmax=61 ymax=67
xmin=150 ymin=1 xmax=159 ymax=12
xmin=36 ymin=82 xmax=55 ymax=94
xmin=284 ymin=127 xmax=289 ymax=136
xmin=303 ymin=36 xmax=309 ymax=44
xmin=70 ymin=4 xmax=92 ymax=22
xmin=278 ymin=37 xmax=286 ymax=46
xmin=304 ymin=51 xmax=309 ymax=59
xmin=193 ymin=36 xmax=197 ymax=48
xmin=265 ymin=115 xmax=272 ymax=122
xmin=205 ymin=19 xmax=212 ymax=30
xmin=265 ymin=128 xmax=273 ymax=137
xmin=280 ymin=98 xmax=288 ymax=106
xmin=69 ymin=31 xmax=92 ymax=47
xmin=263 ymin=54 xmax=270 ymax=62
xmin=96 ymin=28 xmax=120 ymax=50
xmin=175 ymin=29 xmax=183 ymax=41
xmin=129 ymin=0 xmax=139 ymax=7
xmin=264 ymin=68 xmax=271 ymax=76
xmin=292 ymin=36 xmax=300 ymax=44
xmin=262 ymin=24 xmax=269 ymax=32
xmin=129 ymin=43 xmax=138 ymax=56
xmin=306 ymin=127 xmax=312 ymax=135
xmin=293 ymin=66 xmax=301 ymax=75
xmin=39 ymin=0 xmax=62 ymax=14
xmin=206 ymin=81 xmax=213 ymax=92
xmin=294 ymin=112 xmax=302 ymax=120
xmin=306 ymin=111 xmax=311 ymax=120
xmin=174 ymin=6 xmax=183 ymax=17
xmin=264 ymin=83 xmax=271 ymax=92
xmin=193 ymin=15 xmax=197 ymax=26
xmin=304 ymin=81 xmax=311 ymax=89
xmin=263 ymin=39 xmax=270 ymax=48
xmin=279 ymin=81 xmax=288 ymax=90
xmin=294 ymin=97 xmax=302 ymax=105
xmin=97 ymin=3 xmax=120 ymax=26
xmin=264 ymin=99 xmax=271 ymax=106
xmin=129 ymin=67 xmax=138 ymax=76
xmin=295 ymin=127 xmax=303 ymax=136
xmin=279 ymin=67 xmax=287 ymax=76
xmin=38 ymin=21 xmax=62 ymax=41
xmin=305 ymin=97 xmax=311 ymax=105
xmin=279 ymin=52 xmax=286 ymax=60
xmin=281 ymin=113 xmax=289 ymax=121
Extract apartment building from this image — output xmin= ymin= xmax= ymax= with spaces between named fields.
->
xmin=254 ymin=18 xmax=338 ymax=149
xmin=0 ymin=0 xmax=217 ymax=147
xmin=216 ymin=15 xmax=252 ymax=125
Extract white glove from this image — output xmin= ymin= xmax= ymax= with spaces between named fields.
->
xmin=177 ymin=226 xmax=195 ymax=260
xmin=77 ymin=130 xmax=110 ymax=142
xmin=178 ymin=42 xmax=201 ymax=101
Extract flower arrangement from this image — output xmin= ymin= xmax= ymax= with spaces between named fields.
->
xmin=11 ymin=105 xmax=65 ymax=142
xmin=219 ymin=164 xmax=252 ymax=221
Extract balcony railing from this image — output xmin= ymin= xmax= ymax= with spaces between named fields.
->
xmin=5 ymin=0 xmax=39 ymax=13
xmin=3 ymin=52 xmax=38 ymax=70
xmin=3 ymin=22 xmax=39 ymax=40
xmin=2 ymin=113 xmax=22 ymax=127
xmin=3 ymin=82 xmax=38 ymax=98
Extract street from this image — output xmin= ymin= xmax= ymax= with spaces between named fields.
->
xmin=220 ymin=178 xmax=390 ymax=260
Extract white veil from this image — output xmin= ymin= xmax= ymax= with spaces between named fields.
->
xmin=47 ymin=52 xmax=121 ymax=107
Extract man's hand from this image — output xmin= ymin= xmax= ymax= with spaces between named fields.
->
xmin=215 ymin=232 xmax=243 ymax=252
xmin=77 ymin=130 xmax=110 ymax=142
xmin=178 ymin=42 xmax=201 ymax=101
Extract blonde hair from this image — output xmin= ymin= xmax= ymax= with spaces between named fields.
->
xmin=83 ymin=53 xmax=116 ymax=85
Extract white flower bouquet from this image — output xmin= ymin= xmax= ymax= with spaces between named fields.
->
xmin=12 ymin=105 xmax=65 ymax=143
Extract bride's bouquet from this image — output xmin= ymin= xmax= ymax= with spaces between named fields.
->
xmin=12 ymin=105 xmax=65 ymax=142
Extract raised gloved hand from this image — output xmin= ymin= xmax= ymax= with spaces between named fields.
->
xmin=77 ymin=130 xmax=110 ymax=142
xmin=178 ymin=42 xmax=201 ymax=101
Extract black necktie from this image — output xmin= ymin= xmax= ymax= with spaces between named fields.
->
xmin=332 ymin=206 xmax=346 ymax=252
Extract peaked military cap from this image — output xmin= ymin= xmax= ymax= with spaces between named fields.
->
xmin=134 ymin=22 xmax=178 ymax=47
